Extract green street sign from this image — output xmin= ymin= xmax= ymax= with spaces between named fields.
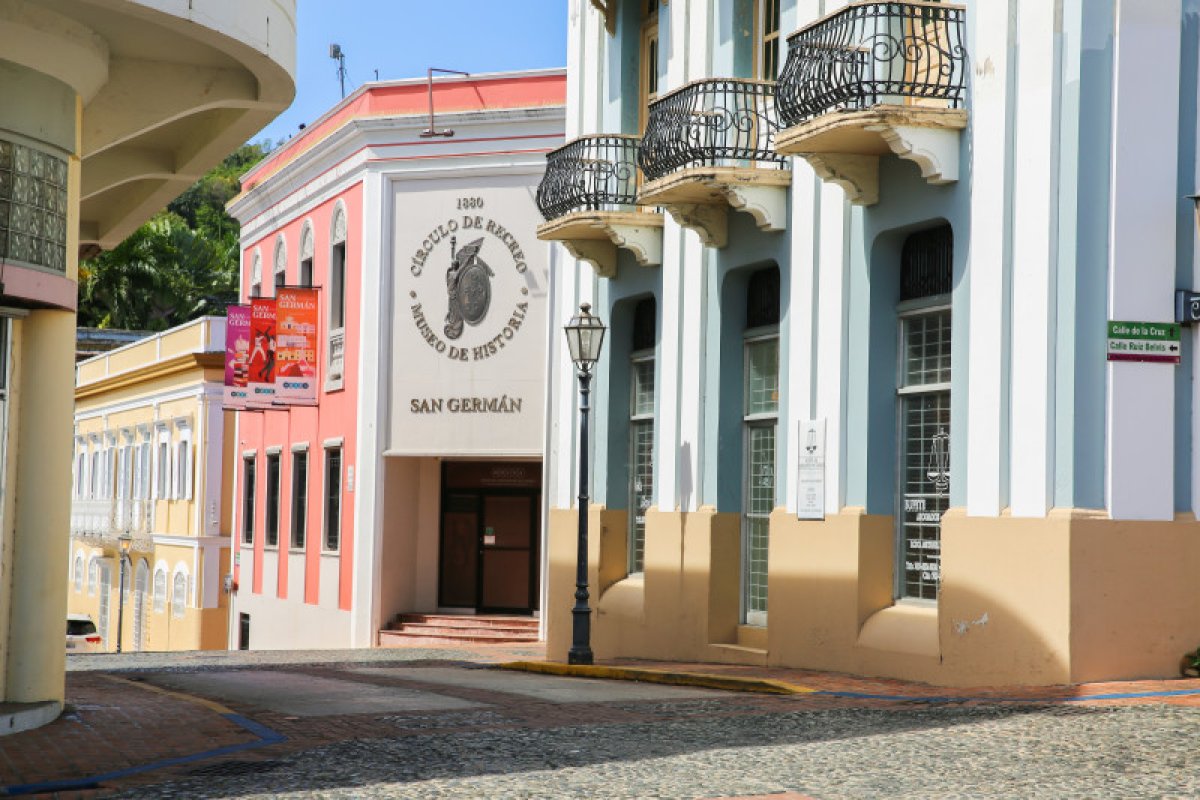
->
xmin=1107 ymin=321 xmax=1181 ymax=364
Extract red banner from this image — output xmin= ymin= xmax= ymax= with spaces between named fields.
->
xmin=275 ymin=287 xmax=319 ymax=405
xmin=247 ymin=298 xmax=277 ymax=408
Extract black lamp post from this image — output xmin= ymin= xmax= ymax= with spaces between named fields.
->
xmin=115 ymin=533 xmax=132 ymax=653
xmin=563 ymin=302 xmax=606 ymax=666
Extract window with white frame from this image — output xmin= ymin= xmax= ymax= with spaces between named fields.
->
xmin=330 ymin=207 xmax=347 ymax=330
xmin=90 ymin=446 xmax=100 ymax=498
xmin=628 ymin=298 xmax=656 ymax=575
xmin=75 ymin=449 xmax=86 ymax=498
xmin=291 ymin=447 xmax=308 ymax=548
xmin=273 ymin=236 xmax=287 ymax=295
xmin=300 ymin=223 xmax=314 ymax=288
xmin=250 ymin=250 xmax=263 ymax=299
xmin=896 ymin=226 xmax=953 ymax=602
xmin=175 ymin=437 xmax=192 ymax=500
xmin=73 ymin=555 xmax=83 ymax=592
xmin=156 ymin=428 xmax=170 ymax=499
xmin=265 ymin=450 xmax=281 ymax=547
xmin=242 ymin=454 xmax=256 ymax=545
xmin=172 ymin=571 xmax=187 ymax=618
xmin=324 ymin=445 xmax=342 ymax=551
xmin=88 ymin=557 xmax=99 ymax=596
xmin=153 ymin=567 xmax=167 ymax=612
xmin=741 ymin=267 xmax=780 ymax=628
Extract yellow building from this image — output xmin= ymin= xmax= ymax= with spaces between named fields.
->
xmin=1 ymin=0 xmax=295 ymax=730
xmin=69 ymin=318 xmax=233 ymax=653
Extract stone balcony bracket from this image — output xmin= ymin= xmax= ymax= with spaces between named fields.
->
xmin=537 ymin=211 xmax=665 ymax=278
xmin=635 ymin=167 xmax=791 ymax=249
xmin=776 ymin=106 xmax=968 ymax=206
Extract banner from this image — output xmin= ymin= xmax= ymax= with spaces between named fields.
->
xmin=223 ymin=305 xmax=252 ymax=409
xmin=275 ymin=287 xmax=319 ymax=405
xmin=247 ymin=298 xmax=278 ymax=408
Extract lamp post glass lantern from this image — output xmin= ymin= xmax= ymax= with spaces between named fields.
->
xmin=115 ymin=533 xmax=133 ymax=653
xmin=564 ymin=303 xmax=606 ymax=665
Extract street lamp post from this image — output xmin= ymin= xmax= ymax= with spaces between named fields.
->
xmin=563 ymin=302 xmax=606 ymax=666
xmin=115 ymin=533 xmax=133 ymax=653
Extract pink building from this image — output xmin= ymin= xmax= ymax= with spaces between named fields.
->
xmin=227 ymin=70 xmax=566 ymax=649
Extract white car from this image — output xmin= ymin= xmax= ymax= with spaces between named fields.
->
xmin=66 ymin=614 xmax=103 ymax=653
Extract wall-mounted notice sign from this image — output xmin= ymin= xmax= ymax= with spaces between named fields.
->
xmin=797 ymin=418 xmax=826 ymax=521
xmin=1106 ymin=321 xmax=1181 ymax=365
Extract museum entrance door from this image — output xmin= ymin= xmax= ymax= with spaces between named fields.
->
xmin=438 ymin=461 xmax=541 ymax=614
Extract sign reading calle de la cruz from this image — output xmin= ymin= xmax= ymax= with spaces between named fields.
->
xmin=1106 ymin=320 xmax=1181 ymax=365
xmin=392 ymin=180 xmax=547 ymax=455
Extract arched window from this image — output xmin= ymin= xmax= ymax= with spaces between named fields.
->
xmin=153 ymin=567 xmax=167 ymax=613
xmin=327 ymin=203 xmax=349 ymax=388
xmin=172 ymin=571 xmax=188 ymax=618
xmin=250 ymin=250 xmax=263 ymax=298
xmin=742 ymin=265 xmax=780 ymax=627
xmin=273 ymin=236 xmax=287 ymax=294
xmin=300 ymin=222 xmax=314 ymax=288
xmin=88 ymin=557 xmax=99 ymax=596
xmin=73 ymin=555 xmax=84 ymax=592
xmin=628 ymin=297 xmax=657 ymax=574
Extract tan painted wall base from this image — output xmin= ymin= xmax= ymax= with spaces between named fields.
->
xmin=546 ymin=505 xmax=1200 ymax=686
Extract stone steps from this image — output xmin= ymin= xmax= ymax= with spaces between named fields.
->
xmin=379 ymin=613 xmax=539 ymax=647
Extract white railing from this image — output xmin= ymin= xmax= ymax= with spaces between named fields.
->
xmin=71 ymin=498 xmax=154 ymax=538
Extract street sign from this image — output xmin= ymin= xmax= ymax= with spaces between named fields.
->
xmin=797 ymin=419 xmax=826 ymax=521
xmin=1106 ymin=320 xmax=1181 ymax=364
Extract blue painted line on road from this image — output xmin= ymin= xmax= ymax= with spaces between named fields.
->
xmin=0 ymin=713 xmax=285 ymax=797
xmin=813 ymin=687 xmax=1200 ymax=704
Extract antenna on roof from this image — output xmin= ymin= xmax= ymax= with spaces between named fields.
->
xmin=420 ymin=68 xmax=470 ymax=138
xmin=329 ymin=43 xmax=347 ymax=98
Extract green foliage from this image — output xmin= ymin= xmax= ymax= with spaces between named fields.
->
xmin=77 ymin=142 xmax=273 ymax=331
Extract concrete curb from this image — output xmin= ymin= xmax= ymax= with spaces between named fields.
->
xmin=0 ymin=701 xmax=60 ymax=737
xmin=498 ymin=661 xmax=813 ymax=695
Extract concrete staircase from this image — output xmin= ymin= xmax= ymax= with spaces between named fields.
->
xmin=378 ymin=613 xmax=539 ymax=647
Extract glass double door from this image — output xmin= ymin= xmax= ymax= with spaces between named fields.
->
xmin=439 ymin=490 xmax=539 ymax=613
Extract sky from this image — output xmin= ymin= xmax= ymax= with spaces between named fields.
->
xmin=254 ymin=0 xmax=569 ymax=147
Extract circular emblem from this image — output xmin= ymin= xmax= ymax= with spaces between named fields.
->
xmin=457 ymin=259 xmax=492 ymax=325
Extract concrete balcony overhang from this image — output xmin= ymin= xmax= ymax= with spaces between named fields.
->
xmin=775 ymin=105 xmax=967 ymax=206
xmin=3 ymin=0 xmax=298 ymax=253
xmin=635 ymin=166 xmax=791 ymax=249
xmin=537 ymin=210 xmax=664 ymax=279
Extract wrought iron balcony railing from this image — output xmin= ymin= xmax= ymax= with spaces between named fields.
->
xmin=536 ymin=135 xmax=640 ymax=220
xmin=777 ymin=2 xmax=967 ymax=126
xmin=638 ymin=79 xmax=787 ymax=183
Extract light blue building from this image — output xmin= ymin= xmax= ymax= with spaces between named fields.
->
xmin=539 ymin=0 xmax=1200 ymax=686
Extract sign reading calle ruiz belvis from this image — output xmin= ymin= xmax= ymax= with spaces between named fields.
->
xmin=391 ymin=178 xmax=547 ymax=455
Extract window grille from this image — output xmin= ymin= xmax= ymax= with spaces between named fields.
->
xmin=629 ymin=355 xmax=655 ymax=574
xmin=895 ymin=225 xmax=953 ymax=601
xmin=743 ymin=336 xmax=778 ymax=625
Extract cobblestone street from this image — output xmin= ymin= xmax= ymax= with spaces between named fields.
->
xmin=3 ymin=647 xmax=1200 ymax=798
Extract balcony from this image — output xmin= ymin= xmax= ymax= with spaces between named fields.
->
xmin=637 ymin=79 xmax=790 ymax=248
xmin=536 ymin=135 xmax=663 ymax=278
xmin=775 ymin=2 xmax=967 ymax=205
xmin=70 ymin=498 xmax=154 ymax=549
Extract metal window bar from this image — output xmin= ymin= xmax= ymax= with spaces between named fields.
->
xmin=638 ymin=79 xmax=787 ymax=182
xmin=629 ymin=355 xmax=655 ymax=574
xmin=776 ymin=1 xmax=967 ymax=126
xmin=536 ymin=135 xmax=641 ymax=221
xmin=896 ymin=307 xmax=951 ymax=601
xmin=742 ymin=336 xmax=779 ymax=625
